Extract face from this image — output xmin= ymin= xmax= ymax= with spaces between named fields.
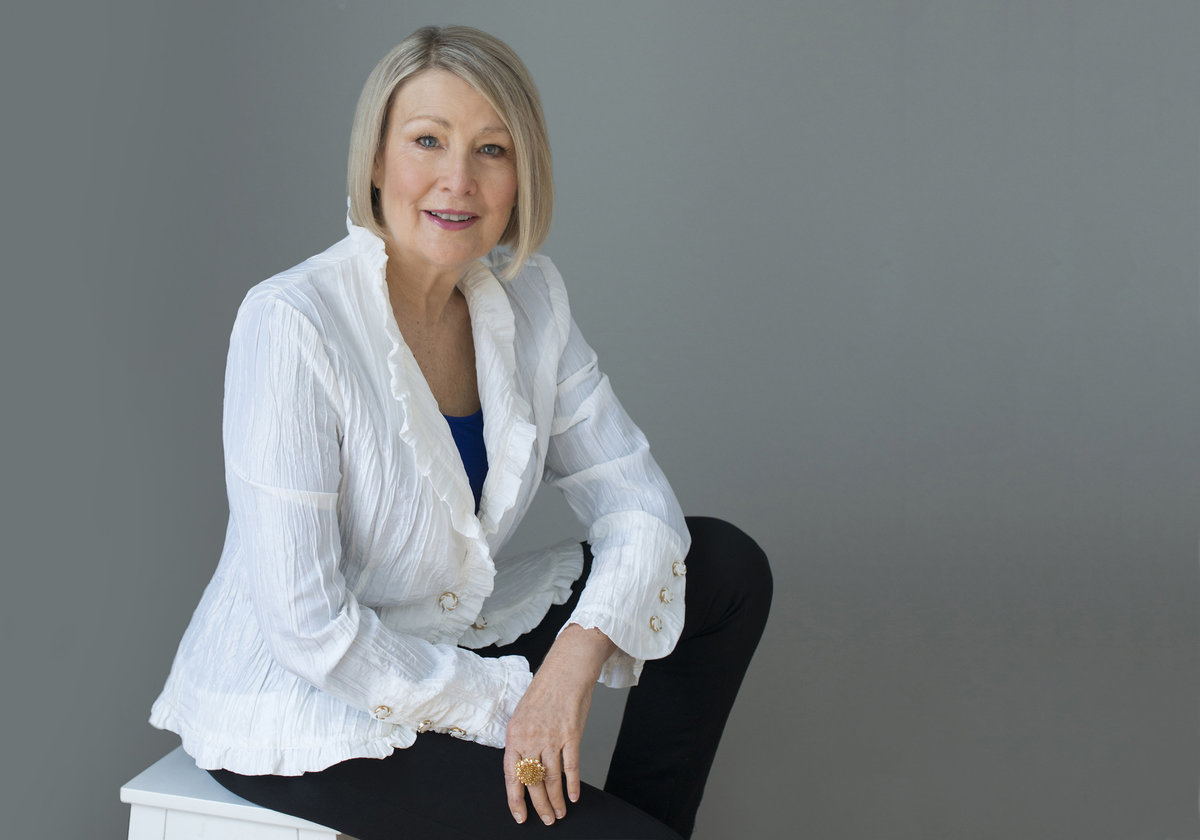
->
xmin=372 ymin=69 xmax=518 ymax=283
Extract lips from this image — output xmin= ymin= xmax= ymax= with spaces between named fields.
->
xmin=423 ymin=209 xmax=479 ymax=231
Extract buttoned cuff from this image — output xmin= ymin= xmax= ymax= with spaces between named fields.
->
xmin=367 ymin=653 xmax=532 ymax=749
xmin=564 ymin=513 xmax=689 ymax=688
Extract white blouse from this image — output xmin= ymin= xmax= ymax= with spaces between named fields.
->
xmin=150 ymin=219 xmax=690 ymax=776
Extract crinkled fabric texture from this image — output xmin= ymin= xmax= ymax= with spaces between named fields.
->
xmin=150 ymin=219 xmax=689 ymax=776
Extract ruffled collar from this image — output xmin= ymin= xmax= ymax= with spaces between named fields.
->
xmin=346 ymin=216 xmax=537 ymax=543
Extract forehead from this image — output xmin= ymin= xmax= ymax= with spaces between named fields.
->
xmin=388 ymin=69 xmax=508 ymax=131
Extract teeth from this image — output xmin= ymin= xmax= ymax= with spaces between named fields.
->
xmin=430 ymin=211 xmax=472 ymax=222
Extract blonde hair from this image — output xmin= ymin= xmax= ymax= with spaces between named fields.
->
xmin=347 ymin=26 xmax=553 ymax=279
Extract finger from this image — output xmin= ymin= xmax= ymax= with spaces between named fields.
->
xmin=525 ymin=775 xmax=557 ymax=826
xmin=562 ymin=741 xmax=582 ymax=803
xmin=541 ymin=751 xmax=568 ymax=819
xmin=503 ymin=749 xmax=527 ymax=824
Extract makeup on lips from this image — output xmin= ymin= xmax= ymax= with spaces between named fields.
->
xmin=424 ymin=209 xmax=479 ymax=231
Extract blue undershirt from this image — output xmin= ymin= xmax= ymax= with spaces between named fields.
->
xmin=443 ymin=409 xmax=488 ymax=512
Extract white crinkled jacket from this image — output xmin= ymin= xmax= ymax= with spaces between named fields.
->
xmin=150 ymin=219 xmax=690 ymax=776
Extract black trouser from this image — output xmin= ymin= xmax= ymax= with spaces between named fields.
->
xmin=210 ymin=516 xmax=772 ymax=839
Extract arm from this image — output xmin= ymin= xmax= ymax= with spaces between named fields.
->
xmin=504 ymin=624 xmax=615 ymax=825
xmin=544 ymin=310 xmax=691 ymax=676
xmin=224 ymin=292 xmax=531 ymax=747
xmin=503 ymin=259 xmax=691 ymax=824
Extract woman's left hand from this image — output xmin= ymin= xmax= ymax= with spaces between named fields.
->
xmin=504 ymin=624 xmax=616 ymax=826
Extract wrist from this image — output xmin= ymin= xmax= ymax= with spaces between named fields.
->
xmin=543 ymin=624 xmax=616 ymax=680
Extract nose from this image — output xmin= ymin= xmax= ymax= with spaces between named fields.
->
xmin=439 ymin=149 xmax=477 ymax=196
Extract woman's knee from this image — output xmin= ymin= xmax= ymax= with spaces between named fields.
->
xmin=683 ymin=516 xmax=773 ymax=615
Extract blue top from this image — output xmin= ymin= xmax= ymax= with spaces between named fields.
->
xmin=443 ymin=409 xmax=488 ymax=512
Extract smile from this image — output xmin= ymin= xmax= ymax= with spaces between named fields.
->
xmin=427 ymin=211 xmax=476 ymax=222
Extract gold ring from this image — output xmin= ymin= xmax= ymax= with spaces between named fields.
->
xmin=515 ymin=756 xmax=547 ymax=786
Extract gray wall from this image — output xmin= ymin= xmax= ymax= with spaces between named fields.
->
xmin=2 ymin=2 xmax=1196 ymax=838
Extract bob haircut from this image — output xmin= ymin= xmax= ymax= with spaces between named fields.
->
xmin=347 ymin=26 xmax=553 ymax=280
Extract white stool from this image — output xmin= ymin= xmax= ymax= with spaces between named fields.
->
xmin=120 ymin=747 xmax=355 ymax=840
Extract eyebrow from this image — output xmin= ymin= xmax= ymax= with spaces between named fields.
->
xmin=401 ymin=115 xmax=510 ymax=135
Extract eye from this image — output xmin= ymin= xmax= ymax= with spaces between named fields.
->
xmin=416 ymin=135 xmax=439 ymax=149
xmin=479 ymin=143 xmax=506 ymax=157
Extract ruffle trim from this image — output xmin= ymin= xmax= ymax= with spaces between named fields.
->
xmin=345 ymin=217 xmax=541 ymax=642
xmin=459 ymin=539 xmax=584 ymax=648
xmin=150 ymin=688 xmax=416 ymax=776
xmin=358 ymin=238 xmax=478 ymax=536
xmin=459 ymin=261 xmax=538 ymax=537
xmin=150 ymin=653 xmax=532 ymax=775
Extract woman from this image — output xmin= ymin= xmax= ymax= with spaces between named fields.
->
xmin=151 ymin=25 xmax=771 ymax=839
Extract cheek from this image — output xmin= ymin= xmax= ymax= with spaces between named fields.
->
xmin=494 ymin=171 xmax=518 ymax=211
xmin=380 ymin=150 xmax=432 ymax=201
xmin=394 ymin=167 xmax=428 ymax=202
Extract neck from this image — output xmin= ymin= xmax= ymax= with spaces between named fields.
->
xmin=383 ymin=252 xmax=464 ymax=325
xmin=387 ymin=273 xmax=460 ymax=327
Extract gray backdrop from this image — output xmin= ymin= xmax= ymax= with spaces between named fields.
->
xmin=1 ymin=2 xmax=1197 ymax=838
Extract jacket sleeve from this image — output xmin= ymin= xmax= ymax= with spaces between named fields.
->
xmin=538 ymin=258 xmax=691 ymax=688
xmin=222 ymin=291 xmax=531 ymax=748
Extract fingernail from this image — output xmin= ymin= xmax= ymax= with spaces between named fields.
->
xmin=570 ymin=793 xmax=579 ymax=803
xmin=556 ymin=809 xmax=565 ymax=819
xmin=512 ymin=811 xmax=524 ymax=824
xmin=542 ymin=815 xmax=554 ymax=825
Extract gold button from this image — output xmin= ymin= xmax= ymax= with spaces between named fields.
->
xmin=447 ymin=726 xmax=467 ymax=739
xmin=671 ymin=561 xmax=687 ymax=577
xmin=417 ymin=719 xmax=434 ymax=732
xmin=649 ymin=615 xmax=663 ymax=632
xmin=659 ymin=587 xmax=673 ymax=604
xmin=472 ymin=616 xmax=488 ymax=630
xmin=439 ymin=591 xmax=459 ymax=611
xmin=372 ymin=705 xmax=392 ymax=720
